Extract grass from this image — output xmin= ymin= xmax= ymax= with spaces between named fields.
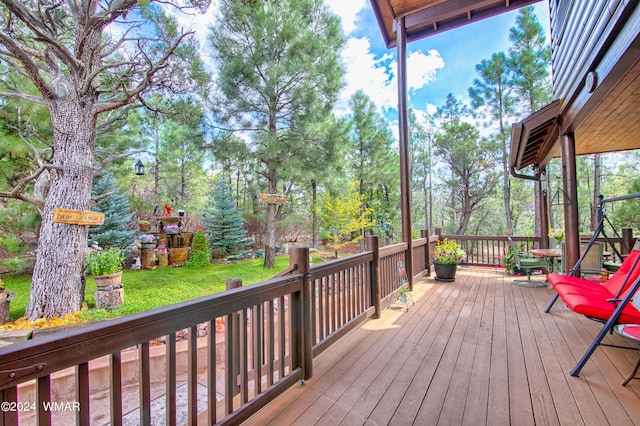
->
xmin=2 ymin=255 xmax=297 ymax=322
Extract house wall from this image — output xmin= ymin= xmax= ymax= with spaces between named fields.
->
xmin=550 ymin=0 xmax=640 ymax=133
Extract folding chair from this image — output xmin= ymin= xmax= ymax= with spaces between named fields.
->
xmin=578 ymin=242 xmax=604 ymax=278
xmin=508 ymin=237 xmax=549 ymax=288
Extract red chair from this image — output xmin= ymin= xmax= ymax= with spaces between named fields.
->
xmin=544 ymin=250 xmax=640 ymax=376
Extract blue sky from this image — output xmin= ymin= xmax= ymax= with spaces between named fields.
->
xmin=180 ymin=1 xmax=550 ymax=122
xmin=324 ymin=0 xmax=550 ymax=119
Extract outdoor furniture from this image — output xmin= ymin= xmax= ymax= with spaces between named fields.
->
xmin=545 ymin=250 xmax=640 ymax=376
xmin=531 ymin=248 xmax=562 ymax=273
xmin=614 ymin=292 xmax=640 ymax=385
xmin=578 ymin=242 xmax=604 ymax=279
xmin=508 ymin=237 xmax=549 ymax=288
xmin=604 ymin=240 xmax=640 ymax=272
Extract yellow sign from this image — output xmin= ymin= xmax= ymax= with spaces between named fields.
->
xmin=53 ymin=209 xmax=105 ymax=226
xmin=259 ymin=194 xmax=287 ymax=204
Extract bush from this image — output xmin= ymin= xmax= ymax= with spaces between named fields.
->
xmin=86 ymin=248 xmax=125 ymax=276
xmin=185 ymin=230 xmax=210 ymax=268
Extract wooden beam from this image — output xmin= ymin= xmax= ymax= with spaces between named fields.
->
xmin=397 ymin=17 xmax=414 ymax=291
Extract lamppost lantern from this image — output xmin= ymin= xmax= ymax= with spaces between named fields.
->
xmin=135 ymin=160 xmax=145 ymax=176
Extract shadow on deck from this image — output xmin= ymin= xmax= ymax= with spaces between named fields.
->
xmin=246 ymin=266 xmax=640 ymax=425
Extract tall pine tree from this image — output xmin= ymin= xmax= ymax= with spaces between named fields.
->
xmin=204 ymin=181 xmax=251 ymax=261
xmin=207 ymin=0 xmax=344 ymax=268
xmin=89 ymin=171 xmax=137 ymax=250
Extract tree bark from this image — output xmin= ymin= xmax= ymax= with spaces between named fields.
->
xmin=26 ymin=99 xmax=96 ymax=319
xmin=311 ymin=181 xmax=318 ymax=249
xmin=264 ymin=167 xmax=277 ymax=268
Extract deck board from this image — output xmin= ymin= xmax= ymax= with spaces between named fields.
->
xmin=245 ymin=267 xmax=640 ymax=425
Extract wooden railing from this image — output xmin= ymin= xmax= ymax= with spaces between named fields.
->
xmin=3 ymin=228 xmax=632 ymax=424
xmin=0 ymin=235 xmax=427 ymax=425
xmin=441 ymin=231 xmax=636 ymax=267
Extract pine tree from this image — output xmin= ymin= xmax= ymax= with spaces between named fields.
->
xmin=204 ymin=181 xmax=251 ymax=261
xmin=88 ymin=171 xmax=136 ymax=250
xmin=185 ymin=230 xmax=210 ymax=268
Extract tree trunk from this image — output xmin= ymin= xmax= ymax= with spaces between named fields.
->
xmin=592 ymin=154 xmax=601 ymax=231
xmin=26 ymin=100 xmax=96 ymax=319
xmin=501 ymin=131 xmax=514 ymax=235
xmin=311 ymin=181 xmax=318 ymax=249
xmin=264 ymin=167 xmax=277 ymax=268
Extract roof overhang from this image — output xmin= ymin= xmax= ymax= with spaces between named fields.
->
xmin=369 ymin=0 xmax=543 ymax=48
xmin=510 ymin=99 xmax=561 ymax=175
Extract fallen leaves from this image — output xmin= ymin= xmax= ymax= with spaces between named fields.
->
xmin=0 ymin=312 xmax=86 ymax=330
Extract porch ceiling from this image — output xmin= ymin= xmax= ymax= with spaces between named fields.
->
xmin=510 ymin=55 xmax=640 ymax=171
xmin=369 ymin=0 xmax=542 ymax=48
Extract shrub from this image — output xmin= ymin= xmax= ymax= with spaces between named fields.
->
xmin=86 ymin=248 xmax=125 ymax=276
xmin=185 ymin=230 xmax=210 ymax=268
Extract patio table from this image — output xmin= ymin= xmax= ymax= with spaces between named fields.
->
xmin=531 ymin=248 xmax=562 ymax=273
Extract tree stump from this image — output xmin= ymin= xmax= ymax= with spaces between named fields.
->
xmin=94 ymin=288 xmax=124 ymax=309
xmin=141 ymin=250 xmax=157 ymax=269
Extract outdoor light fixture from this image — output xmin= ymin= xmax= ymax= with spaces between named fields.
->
xmin=134 ymin=160 xmax=145 ymax=176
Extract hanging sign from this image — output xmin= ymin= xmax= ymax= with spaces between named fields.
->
xmin=259 ymin=194 xmax=287 ymax=204
xmin=53 ymin=209 xmax=105 ymax=226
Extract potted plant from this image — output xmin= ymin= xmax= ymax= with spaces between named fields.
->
xmin=139 ymin=220 xmax=151 ymax=232
xmin=548 ymin=228 xmax=564 ymax=253
xmin=164 ymin=224 xmax=180 ymax=235
xmin=139 ymin=234 xmax=157 ymax=250
xmin=432 ymin=238 xmax=466 ymax=281
xmin=86 ymin=248 xmax=126 ymax=287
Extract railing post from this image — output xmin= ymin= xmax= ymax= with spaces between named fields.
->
xmin=366 ymin=235 xmax=382 ymax=319
xmin=421 ymin=229 xmax=431 ymax=277
xmin=226 ymin=278 xmax=242 ymax=396
xmin=290 ymin=247 xmax=313 ymax=381
xmin=622 ymin=227 xmax=634 ymax=255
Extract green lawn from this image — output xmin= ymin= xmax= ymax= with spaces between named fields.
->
xmin=2 ymin=255 xmax=296 ymax=322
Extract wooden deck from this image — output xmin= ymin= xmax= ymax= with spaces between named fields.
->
xmin=245 ymin=266 xmax=640 ymax=425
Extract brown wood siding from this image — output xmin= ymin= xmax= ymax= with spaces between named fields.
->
xmin=551 ymin=0 xmax=638 ymax=134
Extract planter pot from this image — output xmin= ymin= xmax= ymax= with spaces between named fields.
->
xmin=434 ymin=263 xmax=457 ymax=282
xmin=94 ymin=271 xmax=123 ymax=287
xmin=181 ymin=232 xmax=193 ymax=247
xmin=168 ymin=247 xmax=190 ymax=265
xmin=139 ymin=223 xmax=150 ymax=232
xmin=164 ymin=228 xmax=180 ymax=235
xmin=141 ymin=243 xmax=157 ymax=251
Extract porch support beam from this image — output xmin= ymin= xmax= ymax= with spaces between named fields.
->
xmin=560 ymin=132 xmax=580 ymax=273
xmin=539 ymin=168 xmax=549 ymax=249
xmin=397 ymin=17 xmax=414 ymax=290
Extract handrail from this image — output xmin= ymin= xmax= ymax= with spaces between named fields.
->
xmin=4 ymin=231 xmax=600 ymax=423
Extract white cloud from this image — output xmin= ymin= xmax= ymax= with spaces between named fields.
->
xmin=336 ymin=38 xmax=445 ymax=116
xmin=325 ymin=0 xmax=367 ymax=35
xmin=336 ymin=37 xmax=397 ymax=115
xmin=407 ymin=49 xmax=444 ymax=94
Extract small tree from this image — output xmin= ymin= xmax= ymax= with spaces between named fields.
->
xmin=317 ymin=184 xmax=372 ymax=258
xmin=185 ymin=230 xmax=210 ymax=268
xmin=204 ymin=181 xmax=251 ymax=261
xmin=88 ymin=172 xmax=136 ymax=249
